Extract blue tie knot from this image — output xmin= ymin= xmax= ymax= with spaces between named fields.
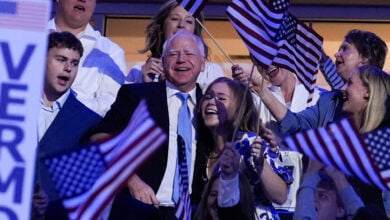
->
xmin=177 ymin=92 xmax=189 ymax=103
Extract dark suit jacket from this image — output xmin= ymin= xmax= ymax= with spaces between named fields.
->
xmin=37 ymin=92 xmax=101 ymax=219
xmin=94 ymin=81 xmax=211 ymax=204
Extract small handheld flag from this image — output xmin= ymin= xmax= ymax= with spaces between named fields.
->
xmin=44 ymin=100 xmax=167 ymax=220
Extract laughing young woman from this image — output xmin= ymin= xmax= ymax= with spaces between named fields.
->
xmin=197 ymin=77 xmax=291 ymax=219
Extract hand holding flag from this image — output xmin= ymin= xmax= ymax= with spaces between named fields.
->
xmin=226 ymin=0 xmax=323 ymax=102
xmin=43 ymin=100 xmax=167 ymax=220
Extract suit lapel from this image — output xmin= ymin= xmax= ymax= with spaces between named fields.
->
xmin=39 ymin=94 xmax=80 ymax=153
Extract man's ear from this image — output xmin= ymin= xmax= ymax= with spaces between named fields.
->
xmin=200 ymin=57 xmax=206 ymax=72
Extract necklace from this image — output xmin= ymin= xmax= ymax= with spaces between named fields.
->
xmin=207 ymin=151 xmax=220 ymax=167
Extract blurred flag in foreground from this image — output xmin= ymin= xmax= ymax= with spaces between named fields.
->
xmin=284 ymin=118 xmax=390 ymax=190
xmin=226 ymin=0 xmax=323 ymax=102
xmin=177 ymin=0 xmax=207 ymax=16
xmin=43 ymin=100 xmax=166 ymax=220
xmin=0 ymin=0 xmax=48 ymax=32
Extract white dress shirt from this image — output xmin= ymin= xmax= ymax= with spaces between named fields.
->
xmin=156 ymin=81 xmax=198 ymax=207
xmin=48 ymin=19 xmax=127 ymax=116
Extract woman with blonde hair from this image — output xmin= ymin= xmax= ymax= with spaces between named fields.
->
xmin=348 ymin=65 xmax=390 ymax=132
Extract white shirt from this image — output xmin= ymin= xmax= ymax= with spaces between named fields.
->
xmin=48 ymin=19 xmax=127 ymax=117
xmin=156 ymin=81 xmax=198 ymax=207
xmin=218 ymin=174 xmax=240 ymax=207
xmin=253 ymin=80 xmax=321 ymax=212
xmin=126 ymin=61 xmax=224 ymax=93
xmin=38 ymin=89 xmax=70 ymax=141
xmin=256 ymin=80 xmax=321 ymax=135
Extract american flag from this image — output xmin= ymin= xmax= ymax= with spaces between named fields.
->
xmin=283 ymin=118 xmax=390 ymax=190
xmin=175 ymin=136 xmax=191 ymax=220
xmin=43 ymin=100 xmax=167 ymax=220
xmin=226 ymin=0 xmax=323 ymax=102
xmin=177 ymin=0 xmax=207 ymax=16
xmin=0 ymin=0 xmax=49 ymax=32
xmin=320 ymin=56 xmax=345 ymax=90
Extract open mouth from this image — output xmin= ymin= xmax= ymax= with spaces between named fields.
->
xmin=335 ymin=60 xmax=343 ymax=66
xmin=57 ymin=75 xmax=70 ymax=85
xmin=205 ymin=108 xmax=217 ymax=115
xmin=174 ymin=66 xmax=190 ymax=71
xmin=74 ymin=5 xmax=86 ymax=12
xmin=339 ymin=90 xmax=348 ymax=101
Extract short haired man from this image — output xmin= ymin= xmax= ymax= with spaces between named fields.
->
xmin=91 ymin=30 xmax=212 ymax=219
xmin=34 ymin=31 xmax=102 ymax=220
xmin=49 ymin=0 xmax=127 ymax=116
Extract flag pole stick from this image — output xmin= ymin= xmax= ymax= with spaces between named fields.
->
xmin=196 ymin=18 xmax=234 ymax=65
xmin=231 ymin=64 xmax=255 ymax=142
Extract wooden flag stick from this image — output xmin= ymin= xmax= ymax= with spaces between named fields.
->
xmin=231 ymin=64 xmax=255 ymax=142
xmin=196 ymin=18 xmax=234 ymax=64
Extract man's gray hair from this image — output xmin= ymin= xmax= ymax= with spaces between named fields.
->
xmin=161 ymin=30 xmax=206 ymax=57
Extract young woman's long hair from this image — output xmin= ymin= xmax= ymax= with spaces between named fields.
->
xmin=358 ymin=65 xmax=390 ymax=132
xmin=194 ymin=171 xmax=257 ymax=220
xmin=138 ymin=0 xmax=206 ymax=58
xmin=199 ymin=77 xmax=259 ymax=136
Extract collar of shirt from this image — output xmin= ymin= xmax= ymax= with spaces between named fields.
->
xmin=165 ymin=80 xmax=197 ymax=106
xmin=41 ymin=89 xmax=71 ymax=112
xmin=48 ymin=18 xmax=98 ymax=41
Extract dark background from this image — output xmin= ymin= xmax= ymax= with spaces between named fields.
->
xmin=98 ymin=0 xmax=390 ymax=6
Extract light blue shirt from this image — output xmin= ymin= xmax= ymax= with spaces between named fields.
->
xmin=38 ymin=90 xmax=70 ymax=140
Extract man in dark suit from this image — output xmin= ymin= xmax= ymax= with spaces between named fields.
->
xmin=33 ymin=31 xmax=102 ymax=220
xmin=91 ymin=30 xmax=213 ymax=220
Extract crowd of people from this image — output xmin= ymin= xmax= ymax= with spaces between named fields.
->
xmin=32 ymin=0 xmax=390 ymax=220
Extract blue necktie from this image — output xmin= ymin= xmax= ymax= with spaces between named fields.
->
xmin=177 ymin=93 xmax=192 ymax=172
xmin=173 ymin=93 xmax=192 ymax=219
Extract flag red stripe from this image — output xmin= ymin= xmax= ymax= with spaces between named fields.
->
xmin=74 ymin=126 xmax=162 ymax=219
xmin=65 ymin=126 xmax=159 ymax=218
xmin=313 ymin=126 xmax=344 ymax=171
xmin=353 ymin=126 xmax=388 ymax=189
xmin=0 ymin=1 xmax=48 ymax=31
xmin=227 ymin=13 xmax=275 ymax=63
xmin=227 ymin=0 xmax=323 ymax=103
xmin=58 ymin=100 xmax=166 ymax=219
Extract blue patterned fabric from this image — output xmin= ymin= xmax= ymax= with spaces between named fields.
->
xmin=235 ymin=131 xmax=294 ymax=185
xmin=174 ymin=93 xmax=192 ymax=220
xmin=83 ymin=48 xmax=125 ymax=84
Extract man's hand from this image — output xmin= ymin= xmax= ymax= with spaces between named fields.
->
xmin=128 ymin=174 xmax=159 ymax=208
